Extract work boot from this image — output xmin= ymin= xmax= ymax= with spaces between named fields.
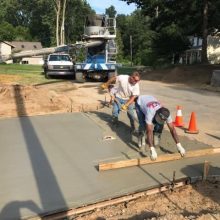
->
xmin=153 ymin=133 xmax=161 ymax=147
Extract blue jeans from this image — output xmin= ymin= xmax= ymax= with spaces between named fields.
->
xmin=135 ymin=102 xmax=164 ymax=135
xmin=112 ymin=97 xmax=135 ymax=129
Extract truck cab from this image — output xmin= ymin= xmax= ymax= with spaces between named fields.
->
xmin=43 ymin=53 xmax=75 ymax=78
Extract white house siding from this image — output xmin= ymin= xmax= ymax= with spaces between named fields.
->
xmin=0 ymin=42 xmax=12 ymax=56
xmin=21 ymin=56 xmax=44 ymax=65
xmin=0 ymin=42 xmax=13 ymax=63
xmin=181 ymin=35 xmax=220 ymax=64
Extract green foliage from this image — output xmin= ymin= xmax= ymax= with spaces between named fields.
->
xmin=0 ymin=0 xmax=94 ymax=46
xmin=65 ymin=0 xmax=94 ymax=44
xmin=121 ymin=0 xmax=220 ymax=64
xmin=117 ymin=10 xmax=155 ymax=66
xmin=14 ymin=26 xmax=32 ymax=41
xmin=0 ymin=22 xmax=16 ymax=41
xmin=106 ymin=5 xmax=117 ymax=17
xmin=1 ymin=0 xmax=220 ymax=67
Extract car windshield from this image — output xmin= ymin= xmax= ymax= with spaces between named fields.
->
xmin=49 ymin=55 xmax=71 ymax=61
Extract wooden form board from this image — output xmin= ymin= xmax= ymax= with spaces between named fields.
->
xmin=99 ymin=148 xmax=220 ymax=171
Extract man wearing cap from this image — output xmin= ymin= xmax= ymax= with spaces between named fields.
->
xmin=135 ymin=95 xmax=186 ymax=160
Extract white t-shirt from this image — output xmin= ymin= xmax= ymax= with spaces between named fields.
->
xmin=115 ymin=75 xmax=140 ymax=100
xmin=137 ymin=95 xmax=172 ymax=124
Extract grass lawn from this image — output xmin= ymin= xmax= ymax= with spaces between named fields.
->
xmin=0 ymin=64 xmax=142 ymax=85
xmin=0 ymin=64 xmax=63 ymax=85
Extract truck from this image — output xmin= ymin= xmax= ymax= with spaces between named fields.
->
xmin=43 ymin=53 xmax=75 ymax=78
xmin=75 ymin=14 xmax=117 ymax=82
xmin=0 ymin=14 xmax=118 ymax=83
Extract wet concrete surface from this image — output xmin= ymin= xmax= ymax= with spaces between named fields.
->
xmin=0 ymin=111 xmax=219 ymax=219
xmin=139 ymin=80 xmax=220 ymax=147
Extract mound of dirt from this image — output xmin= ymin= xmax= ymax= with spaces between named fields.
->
xmin=141 ymin=65 xmax=220 ymax=89
xmin=75 ymin=180 xmax=220 ymax=220
xmin=0 ymin=82 xmax=105 ymax=118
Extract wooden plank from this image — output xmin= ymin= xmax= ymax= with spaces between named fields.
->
xmin=99 ymin=148 xmax=220 ymax=171
xmin=38 ymin=179 xmax=187 ymax=220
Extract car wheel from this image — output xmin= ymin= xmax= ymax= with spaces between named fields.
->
xmin=75 ymin=72 xmax=85 ymax=83
xmin=45 ymin=72 xmax=50 ymax=79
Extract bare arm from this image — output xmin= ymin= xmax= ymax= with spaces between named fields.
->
xmin=125 ymin=95 xmax=137 ymax=106
xmin=146 ymin=123 xmax=154 ymax=148
xmin=106 ymin=76 xmax=116 ymax=86
xmin=167 ymin=122 xmax=179 ymax=144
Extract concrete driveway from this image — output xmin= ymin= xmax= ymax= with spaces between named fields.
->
xmin=0 ymin=81 xmax=219 ymax=219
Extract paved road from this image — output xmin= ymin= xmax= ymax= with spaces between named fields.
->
xmin=0 ymin=81 xmax=219 ymax=219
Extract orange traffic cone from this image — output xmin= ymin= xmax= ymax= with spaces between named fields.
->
xmin=185 ymin=112 xmax=199 ymax=134
xmin=173 ymin=106 xmax=184 ymax=127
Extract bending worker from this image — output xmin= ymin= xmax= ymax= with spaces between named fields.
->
xmin=101 ymin=72 xmax=140 ymax=132
xmin=135 ymin=95 xmax=186 ymax=160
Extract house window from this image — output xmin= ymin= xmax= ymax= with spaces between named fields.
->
xmin=22 ymin=60 xmax=29 ymax=64
xmin=21 ymin=45 xmax=25 ymax=48
xmin=33 ymin=45 xmax=37 ymax=49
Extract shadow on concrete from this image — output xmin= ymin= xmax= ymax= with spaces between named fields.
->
xmin=0 ymin=201 xmax=42 ymax=219
xmin=0 ymin=85 xmax=67 ymax=219
xmin=34 ymin=79 xmax=64 ymax=87
xmin=90 ymin=111 xmax=140 ymax=153
xmin=206 ymin=133 xmax=220 ymax=141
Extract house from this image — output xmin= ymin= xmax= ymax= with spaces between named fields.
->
xmin=10 ymin=41 xmax=44 ymax=65
xmin=0 ymin=41 xmax=15 ymax=64
xmin=180 ymin=34 xmax=220 ymax=64
xmin=0 ymin=41 xmax=44 ymax=65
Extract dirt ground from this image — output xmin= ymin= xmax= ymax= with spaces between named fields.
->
xmin=0 ymin=65 xmax=220 ymax=220
xmin=75 ymin=180 xmax=220 ymax=220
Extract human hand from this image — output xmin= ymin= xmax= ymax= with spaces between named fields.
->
xmin=121 ymin=104 xmax=128 ymax=111
xmin=176 ymin=143 xmax=186 ymax=157
xmin=100 ymin=83 xmax=108 ymax=90
xmin=150 ymin=146 xmax=157 ymax=160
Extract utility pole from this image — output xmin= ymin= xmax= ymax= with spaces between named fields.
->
xmin=130 ymin=35 xmax=133 ymax=66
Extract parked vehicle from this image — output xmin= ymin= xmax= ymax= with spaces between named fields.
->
xmin=75 ymin=14 xmax=117 ymax=82
xmin=43 ymin=53 xmax=75 ymax=78
xmin=0 ymin=14 xmax=118 ymax=83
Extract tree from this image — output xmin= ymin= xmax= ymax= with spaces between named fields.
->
xmin=53 ymin=0 xmax=67 ymax=46
xmin=121 ymin=0 xmax=220 ymax=64
xmin=105 ymin=5 xmax=117 ymax=17
xmin=64 ymin=0 xmax=94 ymax=43
xmin=117 ymin=10 xmax=154 ymax=65
xmin=0 ymin=22 xmax=16 ymax=41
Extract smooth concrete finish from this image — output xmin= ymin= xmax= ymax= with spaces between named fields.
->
xmin=0 ymin=113 xmax=220 ymax=219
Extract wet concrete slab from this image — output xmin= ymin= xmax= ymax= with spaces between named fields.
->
xmin=0 ymin=112 xmax=219 ymax=219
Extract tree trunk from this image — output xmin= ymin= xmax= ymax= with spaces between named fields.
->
xmin=201 ymin=0 xmax=209 ymax=63
xmin=54 ymin=0 xmax=61 ymax=46
xmin=60 ymin=0 xmax=67 ymax=45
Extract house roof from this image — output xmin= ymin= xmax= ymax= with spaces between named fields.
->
xmin=0 ymin=41 xmax=15 ymax=48
xmin=10 ymin=41 xmax=43 ymax=52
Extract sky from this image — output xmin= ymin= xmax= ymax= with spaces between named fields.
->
xmin=86 ymin=0 xmax=137 ymax=15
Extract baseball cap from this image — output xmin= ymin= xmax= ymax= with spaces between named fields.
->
xmin=154 ymin=107 xmax=170 ymax=125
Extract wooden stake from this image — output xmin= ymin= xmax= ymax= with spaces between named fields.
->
xmin=203 ymin=160 xmax=210 ymax=181
xmin=99 ymin=148 xmax=220 ymax=171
